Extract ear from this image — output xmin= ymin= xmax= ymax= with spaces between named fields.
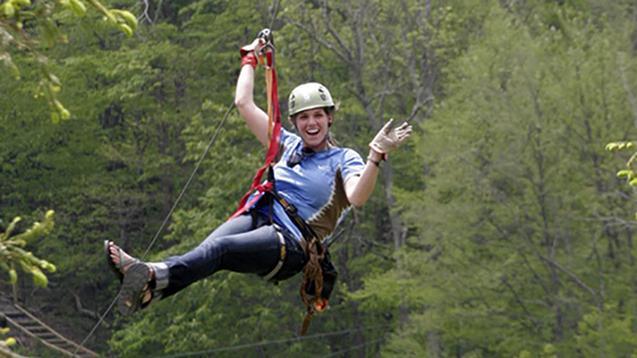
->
xmin=327 ymin=114 xmax=333 ymax=127
xmin=289 ymin=116 xmax=297 ymax=130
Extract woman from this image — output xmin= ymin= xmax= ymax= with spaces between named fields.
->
xmin=106 ymin=37 xmax=412 ymax=315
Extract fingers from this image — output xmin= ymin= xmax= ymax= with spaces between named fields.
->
xmin=394 ymin=122 xmax=412 ymax=144
xmin=384 ymin=119 xmax=410 ymax=133
xmin=370 ymin=119 xmax=412 ymax=153
xmin=240 ymin=38 xmax=266 ymax=56
xmin=395 ymin=122 xmax=412 ymax=135
xmin=382 ymin=118 xmax=395 ymax=134
xmin=396 ymin=121 xmax=410 ymax=131
xmin=251 ymin=37 xmax=266 ymax=47
xmin=397 ymin=130 xmax=411 ymax=143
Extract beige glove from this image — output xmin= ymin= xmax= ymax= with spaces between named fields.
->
xmin=369 ymin=118 xmax=412 ymax=155
xmin=240 ymin=37 xmax=266 ymax=57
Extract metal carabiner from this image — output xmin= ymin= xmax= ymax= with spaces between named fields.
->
xmin=257 ymin=28 xmax=274 ymax=46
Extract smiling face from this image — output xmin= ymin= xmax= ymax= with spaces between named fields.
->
xmin=291 ymin=107 xmax=333 ymax=151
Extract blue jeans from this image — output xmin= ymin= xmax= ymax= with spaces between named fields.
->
xmin=158 ymin=210 xmax=308 ymax=298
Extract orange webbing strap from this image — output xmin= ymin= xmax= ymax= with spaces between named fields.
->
xmin=300 ymin=310 xmax=314 ymax=336
xmin=299 ymin=237 xmax=325 ymax=336
xmin=266 ymin=66 xmax=274 ymax=139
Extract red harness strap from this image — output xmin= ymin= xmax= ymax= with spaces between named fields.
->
xmin=230 ymin=49 xmax=281 ymax=219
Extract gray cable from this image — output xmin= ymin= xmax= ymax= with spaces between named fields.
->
xmin=158 ymin=323 xmax=390 ymax=358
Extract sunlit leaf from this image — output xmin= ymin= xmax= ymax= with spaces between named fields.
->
xmin=617 ymin=170 xmax=633 ymax=179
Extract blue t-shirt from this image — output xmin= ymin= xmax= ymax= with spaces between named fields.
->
xmin=249 ymin=128 xmax=365 ymax=241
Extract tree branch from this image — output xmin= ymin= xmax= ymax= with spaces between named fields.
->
xmin=536 ymin=254 xmax=600 ymax=304
xmin=284 ymin=16 xmax=351 ymax=65
xmin=321 ymin=0 xmax=354 ymax=64
xmin=73 ymin=293 xmax=110 ymax=328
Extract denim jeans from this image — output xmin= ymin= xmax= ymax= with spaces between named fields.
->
xmin=157 ymin=210 xmax=308 ymax=298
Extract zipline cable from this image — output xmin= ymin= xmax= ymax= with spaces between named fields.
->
xmin=73 ymin=102 xmax=235 ymax=356
xmin=268 ymin=0 xmax=280 ymax=30
xmin=157 ymin=323 xmax=391 ymax=358
xmin=322 ymin=335 xmax=388 ymax=358
xmin=142 ymin=102 xmax=235 ymax=258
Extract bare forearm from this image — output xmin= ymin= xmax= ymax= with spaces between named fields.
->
xmin=346 ymin=150 xmax=384 ymax=207
xmin=235 ymin=65 xmax=255 ymax=107
xmin=235 ymin=65 xmax=269 ymax=146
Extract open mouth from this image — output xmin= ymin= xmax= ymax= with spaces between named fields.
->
xmin=306 ymin=128 xmax=320 ymax=136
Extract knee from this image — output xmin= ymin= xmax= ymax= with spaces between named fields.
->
xmin=198 ymin=235 xmax=233 ymax=256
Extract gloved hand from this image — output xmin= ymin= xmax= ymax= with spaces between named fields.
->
xmin=239 ymin=38 xmax=265 ymax=69
xmin=369 ymin=118 xmax=412 ymax=155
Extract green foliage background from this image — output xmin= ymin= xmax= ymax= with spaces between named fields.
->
xmin=1 ymin=0 xmax=636 ymax=356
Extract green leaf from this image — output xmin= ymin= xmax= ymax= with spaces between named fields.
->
xmin=2 ymin=3 xmax=15 ymax=17
xmin=31 ymin=267 xmax=48 ymax=287
xmin=69 ymin=0 xmax=87 ymax=17
xmin=8 ymin=269 xmax=17 ymax=285
xmin=118 ymin=24 xmax=133 ymax=37
xmin=111 ymin=9 xmax=138 ymax=31
xmin=4 ymin=217 xmax=21 ymax=239
xmin=616 ymin=170 xmax=633 ymax=179
xmin=606 ymin=142 xmax=619 ymax=151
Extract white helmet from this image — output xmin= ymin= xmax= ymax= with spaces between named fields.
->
xmin=288 ymin=82 xmax=335 ymax=116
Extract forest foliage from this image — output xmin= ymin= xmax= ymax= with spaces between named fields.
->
xmin=1 ymin=0 xmax=636 ymax=356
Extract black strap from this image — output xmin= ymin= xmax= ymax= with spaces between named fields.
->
xmin=266 ymin=166 xmax=275 ymax=223
xmin=265 ymin=165 xmax=323 ymax=255
xmin=267 ymin=191 xmax=315 ymax=237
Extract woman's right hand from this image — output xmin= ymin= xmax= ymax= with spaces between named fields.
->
xmin=240 ymin=37 xmax=266 ymax=57
xmin=240 ymin=38 xmax=265 ymax=69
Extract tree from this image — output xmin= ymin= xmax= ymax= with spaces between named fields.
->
xmin=356 ymin=1 xmax=637 ymax=356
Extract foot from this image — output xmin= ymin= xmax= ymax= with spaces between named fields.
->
xmin=104 ymin=240 xmax=140 ymax=282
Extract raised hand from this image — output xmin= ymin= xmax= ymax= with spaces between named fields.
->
xmin=369 ymin=118 xmax=413 ymax=155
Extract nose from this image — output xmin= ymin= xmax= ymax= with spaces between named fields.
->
xmin=305 ymin=116 xmax=318 ymax=126
xmin=311 ymin=113 xmax=324 ymax=124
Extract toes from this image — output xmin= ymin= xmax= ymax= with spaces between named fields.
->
xmin=108 ymin=245 xmax=120 ymax=264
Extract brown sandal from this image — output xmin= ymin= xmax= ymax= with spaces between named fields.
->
xmin=118 ymin=262 xmax=154 ymax=315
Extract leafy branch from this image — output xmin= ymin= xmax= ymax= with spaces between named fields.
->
xmin=0 ymin=210 xmax=57 ymax=287
xmin=0 ymin=0 xmax=138 ymax=122
xmin=606 ymin=141 xmax=637 ymax=184
xmin=606 ymin=141 xmax=637 ymax=218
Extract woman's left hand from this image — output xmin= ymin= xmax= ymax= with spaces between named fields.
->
xmin=369 ymin=118 xmax=412 ymax=155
